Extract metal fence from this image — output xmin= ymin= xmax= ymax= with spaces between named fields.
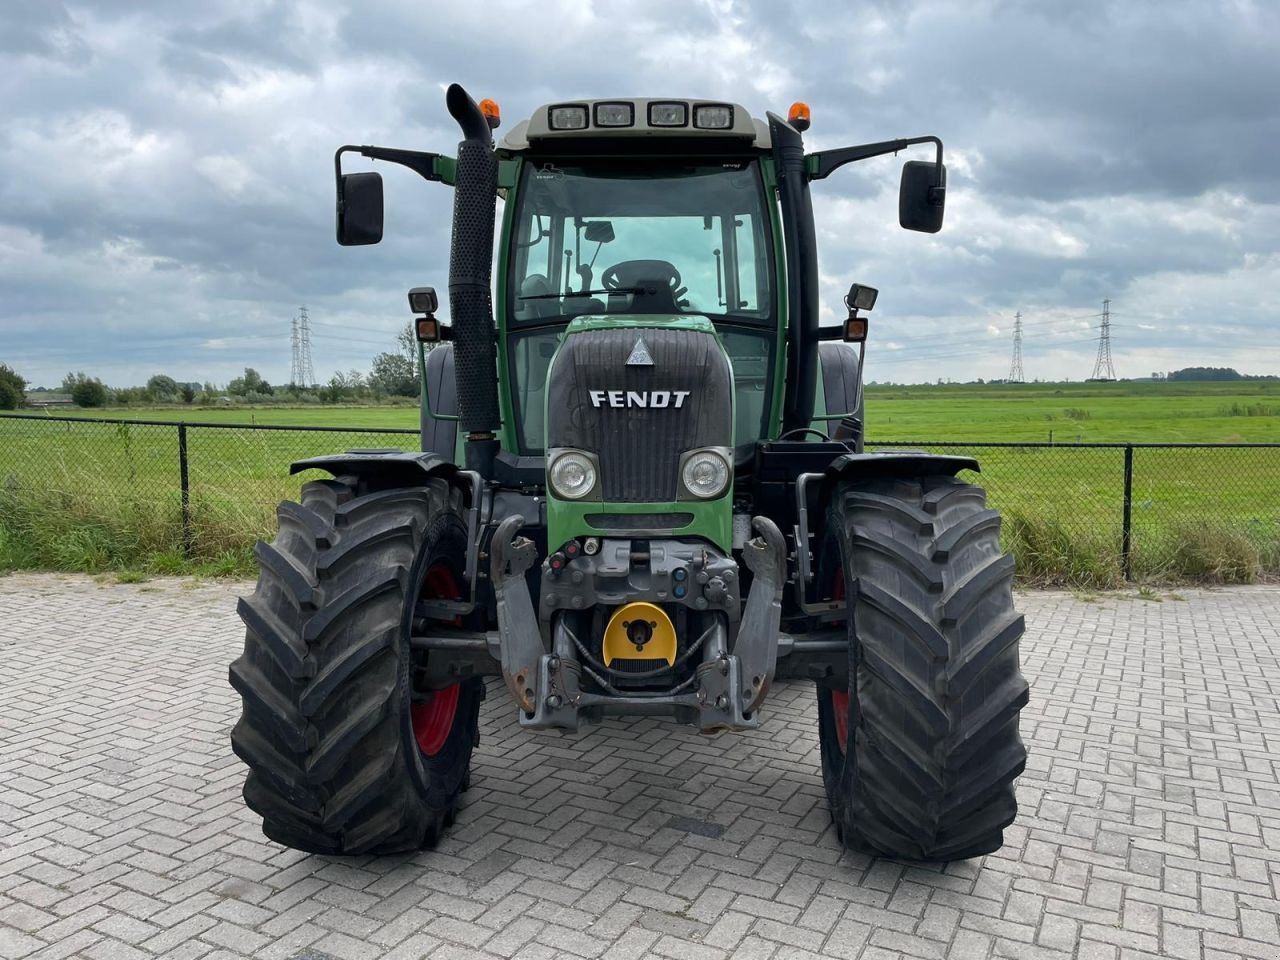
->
xmin=2 ymin=413 xmax=1278 ymax=584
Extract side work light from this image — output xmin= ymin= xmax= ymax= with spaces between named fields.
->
xmin=693 ymin=103 xmax=733 ymax=129
xmin=409 ymin=286 xmax=441 ymax=343
xmin=648 ymin=102 xmax=688 ymax=127
xmin=548 ymin=104 xmax=588 ymax=130
xmin=594 ymin=102 xmax=634 ymax=127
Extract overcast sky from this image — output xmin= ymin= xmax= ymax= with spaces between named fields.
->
xmin=2 ymin=0 xmax=1277 ymax=389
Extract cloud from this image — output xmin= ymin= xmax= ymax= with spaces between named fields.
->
xmin=0 ymin=0 xmax=1277 ymax=389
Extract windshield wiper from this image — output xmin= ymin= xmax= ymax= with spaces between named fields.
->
xmin=519 ymin=287 xmax=650 ymax=300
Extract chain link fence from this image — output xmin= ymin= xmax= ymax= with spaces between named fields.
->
xmin=867 ymin=440 xmax=1280 ymax=584
xmin=0 ymin=414 xmax=417 ymax=571
xmin=2 ymin=414 xmax=1278 ymax=584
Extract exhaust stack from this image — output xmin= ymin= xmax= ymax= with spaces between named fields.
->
xmin=445 ymin=83 xmax=501 ymax=476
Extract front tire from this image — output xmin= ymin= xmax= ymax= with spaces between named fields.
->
xmin=816 ymin=474 xmax=1028 ymax=861
xmin=229 ymin=475 xmax=482 ymax=855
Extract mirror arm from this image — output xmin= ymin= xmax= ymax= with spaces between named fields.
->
xmin=808 ymin=135 xmax=943 ymax=181
xmin=334 ymin=144 xmax=453 ymax=185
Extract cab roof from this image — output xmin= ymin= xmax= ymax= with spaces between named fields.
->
xmin=499 ymin=98 xmax=771 ymax=152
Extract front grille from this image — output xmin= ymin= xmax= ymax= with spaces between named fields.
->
xmin=546 ymin=327 xmax=733 ymax=502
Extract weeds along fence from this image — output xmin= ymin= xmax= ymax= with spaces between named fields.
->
xmin=0 ymin=414 xmax=419 ymax=575
xmin=1 ymin=413 xmax=1278 ymax=586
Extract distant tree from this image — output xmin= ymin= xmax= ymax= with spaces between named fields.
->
xmin=1168 ymin=366 xmax=1242 ymax=382
xmin=113 ymin=386 xmax=149 ymax=405
xmin=398 ymin=323 xmax=417 ymax=364
xmin=227 ymin=367 xmax=273 ymax=396
xmin=319 ymin=369 xmax=370 ymax=403
xmin=180 ymin=384 xmax=196 ymax=403
xmin=0 ymin=363 xmax=26 ymax=410
xmin=146 ymin=374 xmax=180 ymax=401
xmin=368 ymin=351 xmax=417 ymax=397
xmin=63 ymin=372 xmax=108 ymax=408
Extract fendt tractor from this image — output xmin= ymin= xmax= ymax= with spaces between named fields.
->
xmin=230 ymin=85 xmax=1029 ymax=862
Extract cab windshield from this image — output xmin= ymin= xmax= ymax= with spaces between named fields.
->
xmin=510 ymin=161 xmax=774 ymax=324
xmin=506 ymin=159 xmax=777 ymax=454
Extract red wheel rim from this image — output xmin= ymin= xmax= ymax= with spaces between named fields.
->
xmin=831 ymin=569 xmax=850 ymax=752
xmin=412 ymin=561 xmax=462 ymax=757
xmin=412 ymin=685 xmax=460 ymax=756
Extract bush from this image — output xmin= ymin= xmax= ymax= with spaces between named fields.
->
xmin=0 ymin=363 xmax=26 ymax=410
xmin=113 ymin=386 xmax=150 ymax=405
xmin=62 ymin=371 xmax=109 ymax=407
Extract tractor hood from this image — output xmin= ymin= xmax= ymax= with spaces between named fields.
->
xmin=546 ymin=315 xmax=733 ymax=505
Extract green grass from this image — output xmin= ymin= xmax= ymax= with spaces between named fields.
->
xmin=31 ymin=378 xmax=1280 ymax=441
xmin=865 ymin=379 xmax=1280 ymax=442
xmin=33 ymin=403 xmax=422 ymax=429
xmin=4 ymin=379 xmax=1279 ymax=585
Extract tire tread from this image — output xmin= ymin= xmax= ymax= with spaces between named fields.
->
xmin=818 ymin=473 xmax=1027 ymax=861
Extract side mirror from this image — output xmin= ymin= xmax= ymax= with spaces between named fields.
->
xmin=336 ymin=172 xmax=384 ymax=246
xmin=899 ymin=160 xmax=946 ymax=234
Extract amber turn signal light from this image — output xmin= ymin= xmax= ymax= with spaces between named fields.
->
xmin=416 ymin=317 xmax=441 ymax=343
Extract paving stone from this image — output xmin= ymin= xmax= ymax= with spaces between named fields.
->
xmin=2 ymin=577 xmax=1279 ymax=960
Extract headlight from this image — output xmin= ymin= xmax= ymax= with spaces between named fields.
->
xmin=681 ymin=451 xmax=731 ymax=499
xmin=549 ymin=452 xmax=597 ymax=500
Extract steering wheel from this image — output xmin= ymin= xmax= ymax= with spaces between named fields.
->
xmin=601 ymin=259 xmax=686 ymax=299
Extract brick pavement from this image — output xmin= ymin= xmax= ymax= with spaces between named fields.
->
xmin=1 ymin=574 xmax=1278 ymax=960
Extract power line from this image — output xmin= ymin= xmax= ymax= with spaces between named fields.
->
xmin=869 ymin=335 xmax=1104 ymax=366
xmin=1006 ymin=311 xmax=1025 ymax=383
xmin=1088 ymin=298 xmax=1117 ymax=381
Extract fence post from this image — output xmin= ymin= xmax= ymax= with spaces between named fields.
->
xmin=178 ymin=423 xmax=193 ymax=558
xmin=1121 ymin=444 xmax=1133 ymax=581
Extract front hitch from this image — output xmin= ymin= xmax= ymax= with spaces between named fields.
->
xmin=489 ymin=515 xmax=541 ymax=713
xmin=696 ymin=517 xmax=785 ymax=727
xmin=490 ymin=516 xmax=788 ymax=732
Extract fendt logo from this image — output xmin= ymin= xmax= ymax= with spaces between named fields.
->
xmin=589 ymin=390 xmax=691 ymax=409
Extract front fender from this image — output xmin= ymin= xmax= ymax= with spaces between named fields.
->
xmin=825 ymin=451 xmax=979 ymax=482
xmin=291 ymin=450 xmax=458 ymax=490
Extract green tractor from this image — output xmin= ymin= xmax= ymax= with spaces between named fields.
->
xmin=230 ymin=86 xmax=1028 ymax=861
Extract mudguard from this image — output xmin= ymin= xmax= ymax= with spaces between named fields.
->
xmin=290 ymin=450 xmax=458 ymax=488
xmin=825 ymin=451 xmax=978 ymax=482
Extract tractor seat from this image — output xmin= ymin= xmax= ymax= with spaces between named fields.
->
xmin=518 ymin=274 xmax=556 ymax=319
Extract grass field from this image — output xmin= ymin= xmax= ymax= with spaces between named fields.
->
xmin=3 ymin=379 xmax=1279 ymax=585
xmin=43 ymin=378 xmax=1280 ymax=440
